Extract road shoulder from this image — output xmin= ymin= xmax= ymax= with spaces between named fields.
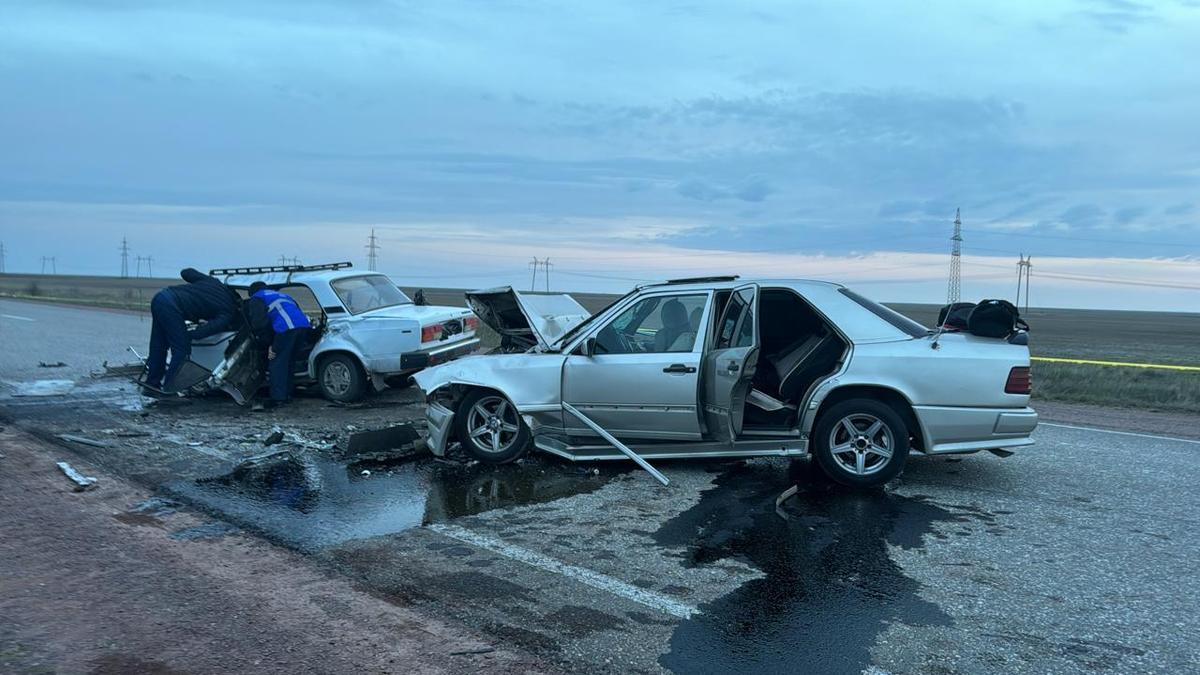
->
xmin=0 ymin=427 xmax=553 ymax=675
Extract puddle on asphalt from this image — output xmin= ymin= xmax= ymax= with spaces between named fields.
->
xmin=167 ymin=452 xmax=621 ymax=553
xmin=657 ymin=460 xmax=983 ymax=675
xmin=7 ymin=379 xmax=76 ymax=396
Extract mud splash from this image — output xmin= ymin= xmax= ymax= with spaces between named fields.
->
xmin=657 ymin=460 xmax=969 ymax=674
xmin=167 ymin=452 xmax=619 ymax=553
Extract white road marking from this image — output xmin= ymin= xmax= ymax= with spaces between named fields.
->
xmin=1040 ymin=422 xmax=1200 ymax=446
xmin=427 ymin=523 xmax=699 ymax=619
xmin=1 ymin=313 xmax=34 ymax=321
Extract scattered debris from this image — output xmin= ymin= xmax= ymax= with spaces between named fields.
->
xmin=38 ymin=361 xmax=67 ymax=368
xmin=94 ymin=360 xmax=145 ymax=379
xmin=113 ymin=430 xmax=151 ymax=438
xmin=57 ymin=434 xmax=113 ymax=449
xmin=449 ymin=647 xmax=497 ymax=656
xmin=263 ymin=430 xmax=285 ymax=446
xmin=342 ymin=423 xmax=421 ymax=461
xmin=128 ymin=497 xmax=181 ymax=517
xmin=56 ymin=461 xmax=98 ymax=491
xmin=360 ymin=469 xmax=371 ymax=477
xmin=169 ymin=521 xmax=239 ymax=541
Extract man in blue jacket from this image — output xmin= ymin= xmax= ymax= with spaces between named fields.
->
xmin=144 ymin=268 xmax=239 ymax=393
xmin=246 ymin=282 xmax=313 ymax=408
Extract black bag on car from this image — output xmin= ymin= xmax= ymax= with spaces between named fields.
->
xmin=967 ymin=299 xmax=1029 ymax=338
xmin=937 ymin=302 xmax=976 ymax=330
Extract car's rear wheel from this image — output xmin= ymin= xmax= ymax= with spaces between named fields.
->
xmin=318 ymin=354 xmax=367 ymax=403
xmin=812 ymin=398 xmax=909 ymax=487
xmin=455 ymin=389 xmax=530 ymax=463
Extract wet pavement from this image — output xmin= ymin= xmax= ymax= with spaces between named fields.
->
xmin=3 ymin=305 xmax=1200 ymax=674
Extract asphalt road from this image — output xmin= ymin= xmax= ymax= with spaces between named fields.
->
xmin=0 ymin=298 xmax=149 ymax=383
xmin=2 ymin=302 xmax=1198 ymax=674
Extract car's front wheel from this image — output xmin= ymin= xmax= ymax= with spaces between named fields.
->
xmin=318 ymin=354 xmax=367 ymax=403
xmin=812 ymin=398 xmax=910 ymax=487
xmin=454 ymin=389 xmax=530 ymax=463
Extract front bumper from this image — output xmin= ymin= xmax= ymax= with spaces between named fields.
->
xmin=424 ymin=401 xmax=456 ymax=457
xmin=914 ymin=405 xmax=1038 ymax=455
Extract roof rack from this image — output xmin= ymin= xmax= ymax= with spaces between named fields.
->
xmin=209 ymin=261 xmax=353 ymax=276
xmin=663 ymin=275 xmax=740 ymax=285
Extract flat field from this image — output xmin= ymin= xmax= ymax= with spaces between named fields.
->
xmin=891 ymin=303 xmax=1200 ymax=413
xmin=3 ymin=273 xmax=1196 ymax=411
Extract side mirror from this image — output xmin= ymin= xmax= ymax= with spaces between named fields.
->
xmin=580 ymin=337 xmax=597 ymax=357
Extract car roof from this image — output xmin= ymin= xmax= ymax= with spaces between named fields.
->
xmin=637 ymin=278 xmax=846 ymax=293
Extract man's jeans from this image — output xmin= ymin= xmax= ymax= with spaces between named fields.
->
xmin=146 ymin=290 xmax=190 ymax=390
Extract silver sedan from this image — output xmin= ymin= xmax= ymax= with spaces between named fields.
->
xmin=413 ymin=278 xmax=1037 ymax=487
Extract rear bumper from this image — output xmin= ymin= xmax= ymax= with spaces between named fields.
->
xmin=383 ymin=338 xmax=481 ymax=373
xmin=914 ymin=405 xmax=1038 ymax=455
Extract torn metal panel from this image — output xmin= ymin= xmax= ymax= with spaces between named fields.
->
xmin=345 ymin=423 xmax=420 ymax=456
xmin=57 ymin=434 xmax=113 ymax=448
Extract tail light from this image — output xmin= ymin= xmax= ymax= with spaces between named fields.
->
xmin=464 ymin=316 xmax=479 ymax=332
xmin=1005 ymin=366 xmax=1032 ymax=394
xmin=421 ymin=324 xmax=443 ymax=342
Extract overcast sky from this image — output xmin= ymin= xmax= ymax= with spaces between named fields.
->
xmin=1 ymin=0 xmax=1198 ymax=310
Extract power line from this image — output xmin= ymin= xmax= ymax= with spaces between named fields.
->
xmin=366 ymin=228 xmax=380 ymax=271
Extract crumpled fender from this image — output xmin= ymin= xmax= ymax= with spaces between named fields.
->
xmin=411 ymin=352 xmax=566 ymax=411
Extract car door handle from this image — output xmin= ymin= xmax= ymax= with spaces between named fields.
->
xmin=663 ymin=364 xmax=697 ymax=374
xmin=726 ymin=362 xmax=740 ymax=373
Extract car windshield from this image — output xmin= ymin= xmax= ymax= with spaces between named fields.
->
xmin=548 ymin=290 xmax=635 ymax=351
xmin=331 ymin=275 xmax=412 ymax=314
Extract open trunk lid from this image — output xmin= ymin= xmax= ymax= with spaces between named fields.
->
xmin=465 ymin=286 xmax=590 ymax=351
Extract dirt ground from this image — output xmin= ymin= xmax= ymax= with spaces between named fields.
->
xmin=0 ymin=426 xmax=554 ymax=675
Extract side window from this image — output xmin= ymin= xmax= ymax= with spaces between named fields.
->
xmin=594 ymin=294 xmax=708 ymax=354
xmin=280 ymin=285 xmax=322 ymax=321
xmin=717 ymin=289 xmax=755 ymax=349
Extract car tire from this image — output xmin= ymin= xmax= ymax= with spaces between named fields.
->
xmin=317 ymin=354 xmax=367 ymax=403
xmin=812 ymin=398 xmax=910 ymax=488
xmin=454 ymin=389 xmax=530 ymax=464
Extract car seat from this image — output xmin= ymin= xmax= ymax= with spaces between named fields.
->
xmin=654 ymin=299 xmax=693 ymax=352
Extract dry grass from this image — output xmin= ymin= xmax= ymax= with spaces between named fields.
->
xmin=1031 ymin=362 xmax=1200 ymax=414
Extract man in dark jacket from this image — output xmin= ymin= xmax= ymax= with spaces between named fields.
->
xmin=245 ymin=281 xmax=312 ymax=408
xmin=144 ymin=268 xmax=238 ymax=392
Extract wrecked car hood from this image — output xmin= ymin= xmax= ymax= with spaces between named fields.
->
xmin=465 ymin=286 xmax=590 ymax=351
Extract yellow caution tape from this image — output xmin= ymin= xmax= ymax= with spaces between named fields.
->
xmin=1031 ymin=356 xmax=1200 ymax=372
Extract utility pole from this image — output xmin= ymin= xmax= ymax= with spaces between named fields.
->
xmin=1023 ymin=256 xmax=1031 ymax=314
xmin=120 ymin=236 xmax=130 ymax=278
xmin=543 ymin=258 xmax=553 ymax=292
xmin=136 ymin=255 xmax=155 ymax=277
xmin=0 ymin=241 xmax=6 ymax=273
xmin=946 ymin=208 xmax=963 ymax=304
xmin=366 ymin=229 xmax=380 ymax=271
xmin=529 ymin=257 xmax=540 ymax=291
xmin=41 ymin=256 xmax=56 ymax=274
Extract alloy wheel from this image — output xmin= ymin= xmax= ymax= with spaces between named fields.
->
xmin=465 ymin=395 xmax=521 ymax=455
xmin=827 ymin=413 xmax=894 ymax=476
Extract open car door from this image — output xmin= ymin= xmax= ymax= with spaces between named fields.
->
xmin=702 ymin=283 xmax=759 ymax=442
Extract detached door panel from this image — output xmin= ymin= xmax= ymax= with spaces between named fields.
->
xmin=703 ymin=284 xmax=759 ymax=442
xmin=563 ymin=292 xmax=712 ymax=441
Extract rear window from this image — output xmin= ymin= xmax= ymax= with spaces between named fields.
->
xmin=839 ymin=288 xmax=929 ymax=338
xmin=331 ymin=275 xmax=412 ymax=314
